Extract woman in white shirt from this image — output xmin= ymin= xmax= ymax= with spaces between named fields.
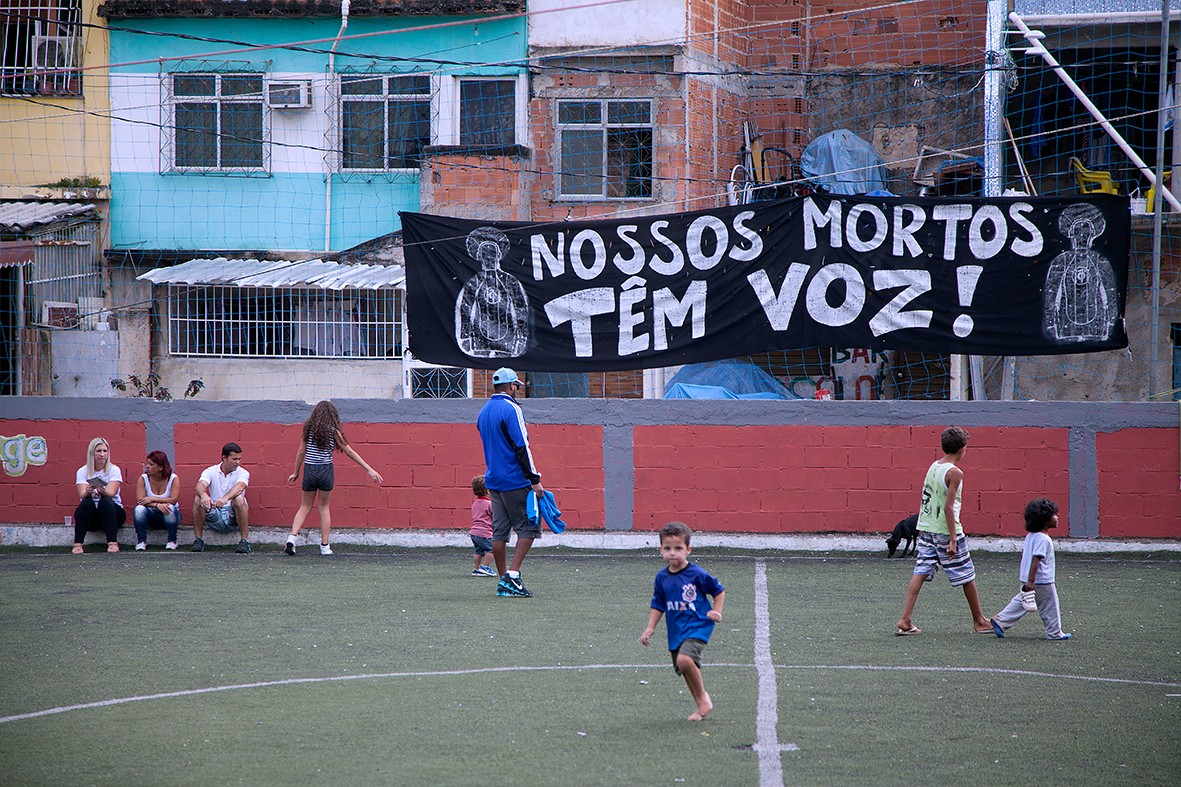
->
xmin=73 ymin=437 xmax=125 ymax=553
xmin=133 ymin=450 xmax=181 ymax=551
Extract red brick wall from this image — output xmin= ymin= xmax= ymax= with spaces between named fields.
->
xmin=633 ymin=425 xmax=1073 ymax=536
xmin=810 ymin=0 xmax=984 ymax=69
xmin=172 ymin=422 xmax=604 ymax=532
xmin=3 ymin=417 xmax=1177 ymax=540
xmin=0 ymin=420 xmax=145 ymax=524
xmin=1096 ymin=428 xmax=1181 ymax=538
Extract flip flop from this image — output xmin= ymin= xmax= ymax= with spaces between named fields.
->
xmin=71 ymin=544 xmax=84 ymax=554
xmin=895 ymin=626 xmax=921 ymax=636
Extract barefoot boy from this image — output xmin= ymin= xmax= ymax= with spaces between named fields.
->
xmin=895 ymin=426 xmax=992 ymax=635
xmin=641 ymin=521 xmax=726 ymax=721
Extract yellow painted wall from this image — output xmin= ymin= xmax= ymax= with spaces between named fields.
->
xmin=0 ymin=1 xmax=109 ymax=190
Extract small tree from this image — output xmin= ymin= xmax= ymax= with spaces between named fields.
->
xmin=111 ymin=374 xmax=204 ymax=401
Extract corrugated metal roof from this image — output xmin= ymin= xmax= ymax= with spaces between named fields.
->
xmin=0 ymin=202 xmax=99 ymax=233
xmin=137 ymin=257 xmax=405 ymax=290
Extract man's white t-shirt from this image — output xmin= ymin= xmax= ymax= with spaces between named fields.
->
xmin=199 ymin=464 xmax=250 ymax=505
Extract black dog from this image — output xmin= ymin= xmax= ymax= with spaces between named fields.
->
xmin=885 ymin=514 xmax=919 ymax=557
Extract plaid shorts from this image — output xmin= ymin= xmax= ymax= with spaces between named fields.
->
xmin=912 ymin=531 xmax=977 ymax=587
xmin=203 ymin=505 xmax=238 ymax=533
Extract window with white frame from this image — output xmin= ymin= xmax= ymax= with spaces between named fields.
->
xmin=341 ymin=73 xmax=431 ymax=170
xmin=0 ymin=0 xmax=81 ymax=96
xmin=164 ymin=285 xmax=400 ymax=359
xmin=460 ymin=79 xmax=516 ymax=148
xmin=557 ymin=99 xmax=653 ymax=199
xmin=167 ymin=71 xmax=267 ymax=172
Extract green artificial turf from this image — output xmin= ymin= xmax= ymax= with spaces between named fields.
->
xmin=0 ymin=547 xmax=1177 ymax=787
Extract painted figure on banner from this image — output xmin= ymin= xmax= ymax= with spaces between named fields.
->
xmin=1043 ymin=204 xmax=1118 ymax=343
xmin=455 ymin=226 xmax=530 ymax=358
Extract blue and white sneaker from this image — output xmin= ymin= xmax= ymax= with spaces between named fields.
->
xmin=496 ymin=574 xmax=533 ymax=597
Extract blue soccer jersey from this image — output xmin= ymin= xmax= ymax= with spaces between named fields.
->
xmin=650 ymin=563 xmax=724 ymax=650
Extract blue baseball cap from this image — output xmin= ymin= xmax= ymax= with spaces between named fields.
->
xmin=491 ymin=367 xmax=520 ymax=385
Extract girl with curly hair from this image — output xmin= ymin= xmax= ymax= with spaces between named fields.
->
xmin=284 ymin=401 xmax=383 ymax=555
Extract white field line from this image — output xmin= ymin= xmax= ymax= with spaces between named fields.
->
xmin=2 ymin=663 xmax=1177 ymax=727
xmin=753 ymin=558 xmax=794 ymax=787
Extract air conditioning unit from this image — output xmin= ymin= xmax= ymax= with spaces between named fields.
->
xmin=32 ymin=35 xmax=76 ymax=93
xmin=266 ymin=80 xmax=312 ymax=109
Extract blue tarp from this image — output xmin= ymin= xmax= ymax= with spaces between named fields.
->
xmin=665 ymin=383 xmax=785 ymax=400
xmin=800 ymin=129 xmax=888 ymax=195
xmin=663 ymin=359 xmax=795 ymax=399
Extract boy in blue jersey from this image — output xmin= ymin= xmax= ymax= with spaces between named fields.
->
xmin=641 ymin=521 xmax=726 ymax=721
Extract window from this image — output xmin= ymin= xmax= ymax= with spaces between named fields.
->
xmin=168 ymin=72 xmax=266 ymax=172
xmin=341 ymin=74 xmax=431 ymax=170
xmin=0 ymin=0 xmax=81 ymax=96
xmin=410 ymin=366 xmax=469 ymax=398
xmin=557 ymin=99 xmax=652 ymax=199
xmin=460 ymin=79 xmax=515 ymax=148
xmin=1173 ymin=323 xmax=1180 ymax=402
xmin=164 ymin=286 xmax=400 ymax=359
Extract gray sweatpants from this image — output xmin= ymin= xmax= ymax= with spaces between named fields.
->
xmin=993 ymin=583 xmax=1065 ymax=639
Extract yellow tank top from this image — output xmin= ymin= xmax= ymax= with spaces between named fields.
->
xmin=917 ymin=460 xmax=961 ymax=536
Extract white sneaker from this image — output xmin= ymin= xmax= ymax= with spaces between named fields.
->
xmin=320 ymin=544 xmax=333 ymax=555
xmin=284 ymin=538 xmax=296 ymax=556
xmin=165 ymin=542 xmax=178 ymax=550
xmin=135 ymin=542 xmax=147 ymax=551
xmin=1020 ymin=590 xmax=1038 ymax=611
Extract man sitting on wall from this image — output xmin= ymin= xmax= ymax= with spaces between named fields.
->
xmin=191 ymin=442 xmax=251 ymax=553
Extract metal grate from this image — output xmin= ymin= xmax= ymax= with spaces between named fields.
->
xmin=161 ymin=62 xmax=271 ymax=174
xmin=164 ymin=285 xmax=401 ymax=359
xmin=0 ymin=0 xmax=81 ymax=96
xmin=25 ymin=219 xmax=101 ymax=323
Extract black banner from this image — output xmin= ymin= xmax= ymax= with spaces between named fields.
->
xmin=401 ymin=195 xmax=1129 ymax=372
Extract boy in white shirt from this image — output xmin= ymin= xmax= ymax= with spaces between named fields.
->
xmin=191 ymin=442 xmax=251 ymax=553
xmin=990 ymin=498 xmax=1072 ymax=640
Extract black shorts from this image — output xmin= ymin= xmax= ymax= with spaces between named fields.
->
xmin=302 ymin=463 xmax=335 ymax=492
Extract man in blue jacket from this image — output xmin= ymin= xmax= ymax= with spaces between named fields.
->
xmin=477 ymin=367 xmax=545 ymax=597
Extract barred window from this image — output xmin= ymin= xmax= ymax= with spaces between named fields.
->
xmin=170 ymin=72 xmax=266 ymax=172
xmin=558 ymin=99 xmax=653 ymax=199
xmin=165 ymin=286 xmax=401 ymax=359
xmin=341 ymin=74 xmax=431 ymax=170
xmin=410 ymin=366 xmax=468 ymax=398
xmin=0 ymin=0 xmax=82 ymax=96
xmin=460 ymin=79 xmax=516 ymax=149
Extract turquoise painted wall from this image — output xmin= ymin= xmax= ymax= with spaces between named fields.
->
xmin=111 ymin=172 xmax=419 ymax=251
xmin=108 ymin=18 xmax=526 ymax=75
xmin=108 ymin=15 xmax=526 ymax=252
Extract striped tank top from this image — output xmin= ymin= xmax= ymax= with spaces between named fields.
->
xmin=304 ymin=436 xmax=335 ymax=466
